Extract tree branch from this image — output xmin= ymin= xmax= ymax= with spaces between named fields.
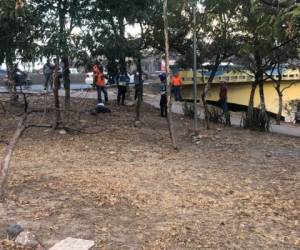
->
xmin=281 ymin=80 xmax=297 ymax=93
xmin=0 ymin=113 xmax=28 ymax=200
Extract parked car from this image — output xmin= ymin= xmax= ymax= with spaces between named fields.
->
xmin=150 ymin=71 xmax=165 ymax=78
xmin=85 ymin=71 xmax=108 ymax=85
xmin=85 ymin=72 xmax=93 ymax=85
xmin=69 ymin=68 xmax=79 ymax=74
xmin=0 ymin=69 xmax=6 ymax=76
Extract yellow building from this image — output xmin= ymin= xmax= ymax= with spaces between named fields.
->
xmin=180 ymin=69 xmax=300 ymax=121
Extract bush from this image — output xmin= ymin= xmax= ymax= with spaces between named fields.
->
xmin=284 ymin=99 xmax=300 ymax=123
xmin=183 ymin=102 xmax=195 ymax=118
xmin=243 ymin=108 xmax=270 ymax=131
xmin=208 ymin=106 xmax=231 ymax=126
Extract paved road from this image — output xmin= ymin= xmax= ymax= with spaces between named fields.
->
xmin=0 ymin=83 xmax=90 ymax=93
xmin=142 ymin=93 xmax=300 ymax=138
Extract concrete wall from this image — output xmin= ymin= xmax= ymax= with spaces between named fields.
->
xmin=182 ymin=79 xmax=300 ymax=119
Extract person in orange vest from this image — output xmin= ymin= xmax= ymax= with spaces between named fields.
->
xmin=93 ymin=60 xmax=100 ymax=85
xmin=171 ymin=72 xmax=183 ymax=101
xmin=93 ymin=62 xmax=108 ymax=104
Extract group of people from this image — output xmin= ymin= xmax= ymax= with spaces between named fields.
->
xmin=43 ymin=58 xmax=228 ymax=115
xmin=93 ymin=60 xmax=145 ymax=106
xmin=159 ymin=72 xmax=184 ymax=117
xmin=43 ymin=59 xmax=61 ymax=91
xmin=92 ymin=60 xmax=132 ymax=106
xmin=159 ymin=71 xmax=228 ymax=117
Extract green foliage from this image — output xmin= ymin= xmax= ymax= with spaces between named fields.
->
xmin=284 ymin=99 xmax=300 ymax=117
xmin=30 ymin=0 xmax=91 ymax=60
xmin=0 ymin=0 xmax=39 ymax=64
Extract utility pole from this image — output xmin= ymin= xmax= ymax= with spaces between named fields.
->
xmin=193 ymin=2 xmax=198 ymax=132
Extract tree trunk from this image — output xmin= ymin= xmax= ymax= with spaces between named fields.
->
xmin=258 ymin=75 xmax=266 ymax=113
xmin=53 ymin=58 xmax=61 ymax=129
xmin=163 ymin=0 xmax=177 ymax=149
xmin=275 ymin=68 xmax=283 ymax=125
xmin=0 ymin=113 xmax=27 ymax=200
xmin=245 ymin=50 xmax=269 ymax=131
xmin=275 ymin=87 xmax=283 ymax=125
xmin=58 ymin=0 xmax=70 ymax=110
xmin=192 ymin=3 xmax=198 ymax=132
xmin=135 ymin=57 xmax=143 ymax=123
xmin=5 ymin=50 xmax=18 ymax=103
xmin=255 ymin=50 xmax=267 ymax=114
xmin=62 ymin=57 xmax=70 ymax=110
xmin=246 ymin=81 xmax=257 ymax=125
xmin=257 ymin=73 xmax=269 ymax=131
xmin=201 ymin=55 xmax=221 ymax=129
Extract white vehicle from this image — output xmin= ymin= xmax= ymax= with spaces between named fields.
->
xmin=85 ymin=72 xmax=108 ymax=85
xmin=69 ymin=68 xmax=79 ymax=74
xmin=85 ymin=72 xmax=94 ymax=85
xmin=128 ymin=72 xmax=134 ymax=84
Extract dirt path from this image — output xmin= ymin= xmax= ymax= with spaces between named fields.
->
xmin=0 ymin=98 xmax=299 ymax=249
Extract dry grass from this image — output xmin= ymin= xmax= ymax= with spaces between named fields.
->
xmin=0 ymin=94 xmax=299 ymax=249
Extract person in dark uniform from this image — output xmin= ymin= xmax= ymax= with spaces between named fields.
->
xmin=159 ymin=73 xmax=167 ymax=117
xmin=134 ymin=71 xmax=144 ymax=101
xmin=117 ymin=71 xmax=130 ymax=105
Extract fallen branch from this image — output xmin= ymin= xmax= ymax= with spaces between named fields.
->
xmin=25 ymin=123 xmax=103 ymax=135
xmin=0 ymin=101 xmax=5 ymax=113
xmin=0 ymin=113 xmax=28 ymax=200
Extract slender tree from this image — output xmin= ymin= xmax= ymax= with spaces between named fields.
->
xmin=33 ymin=0 xmax=89 ymax=109
xmin=238 ymin=0 xmax=300 ymax=130
xmin=164 ymin=0 xmax=178 ymax=149
xmin=0 ymin=0 xmax=38 ymax=102
xmin=199 ymin=0 xmax=242 ymax=129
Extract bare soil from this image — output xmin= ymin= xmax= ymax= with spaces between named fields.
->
xmin=0 ymin=94 xmax=299 ymax=249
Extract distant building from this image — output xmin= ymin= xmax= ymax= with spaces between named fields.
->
xmin=141 ymin=56 xmax=161 ymax=74
xmin=141 ymin=53 xmax=179 ymax=74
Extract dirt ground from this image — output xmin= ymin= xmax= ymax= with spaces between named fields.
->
xmin=0 ymin=94 xmax=299 ymax=249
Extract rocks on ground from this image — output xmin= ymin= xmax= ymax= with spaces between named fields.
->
xmin=2 ymin=225 xmax=94 ymax=250
xmin=49 ymin=237 xmax=94 ymax=250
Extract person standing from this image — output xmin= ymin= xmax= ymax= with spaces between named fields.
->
xmin=159 ymin=73 xmax=167 ymax=117
xmin=171 ymin=72 xmax=183 ymax=101
xmin=43 ymin=59 xmax=54 ymax=90
xmin=134 ymin=71 xmax=144 ymax=101
xmin=94 ymin=64 xmax=108 ymax=104
xmin=219 ymin=81 xmax=228 ymax=112
xmin=117 ymin=71 xmax=129 ymax=105
xmin=93 ymin=60 xmax=100 ymax=85
xmin=107 ymin=59 xmax=118 ymax=85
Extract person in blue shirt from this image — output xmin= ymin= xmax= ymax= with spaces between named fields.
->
xmin=117 ymin=71 xmax=130 ymax=105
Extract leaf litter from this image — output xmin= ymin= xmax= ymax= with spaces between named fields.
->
xmin=0 ymin=95 xmax=299 ymax=249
